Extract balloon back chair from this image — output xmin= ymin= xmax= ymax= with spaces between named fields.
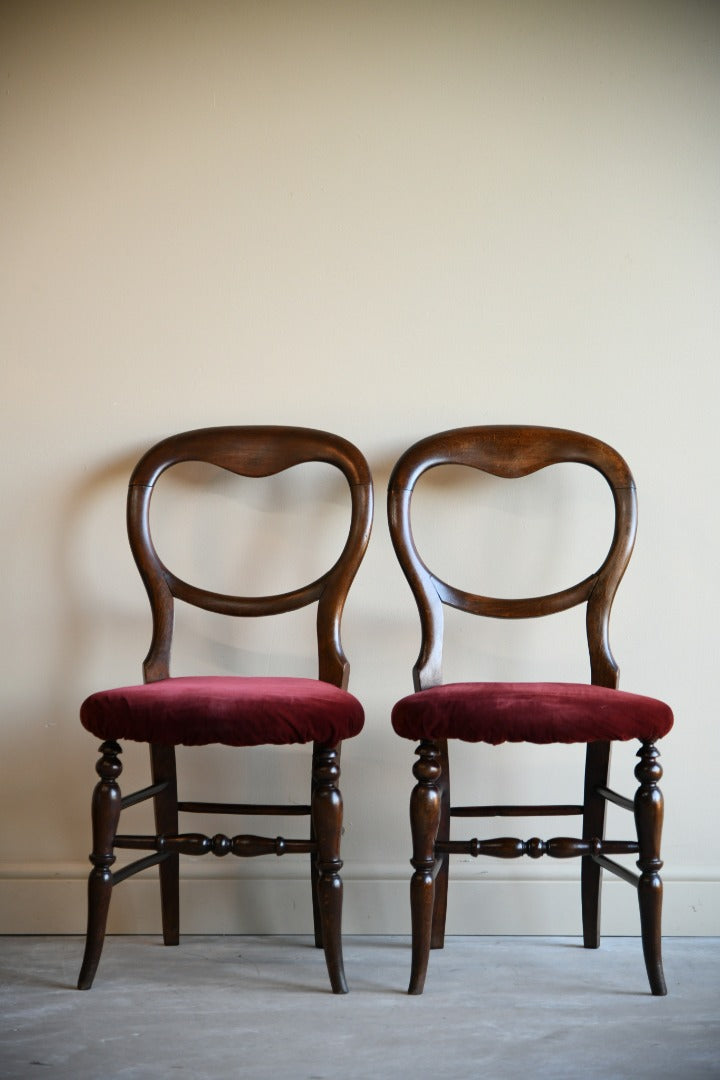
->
xmin=387 ymin=425 xmax=673 ymax=995
xmin=78 ymin=426 xmax=373 ymax=993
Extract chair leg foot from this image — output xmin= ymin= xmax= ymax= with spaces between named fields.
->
xmin=316 ymin=872 xmax=348 ymax=994
xmin=581 ymin=857 xmax=602 ymax=949
xmin=408 ymin=868 xmax=434 ymax=994
xmin=158 ymin=855 xmax=180 ymax=947
xmin=638 ymin=876 xmax=667 ymax=996
xmin=77 ymin=870 xmax=113 ymax=989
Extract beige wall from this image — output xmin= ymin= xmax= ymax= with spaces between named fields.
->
xmin=2 ymin=1 xmax=718 ymax=936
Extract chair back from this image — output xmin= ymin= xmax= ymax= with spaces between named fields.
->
xmin=387 ymin=425 xmax=636 ymax=691
xmin=128 ymin=426 xmax=373 ymax=686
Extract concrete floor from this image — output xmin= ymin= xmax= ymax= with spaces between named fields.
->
xmin=1 ymin=936 xmax=719 ymax=1079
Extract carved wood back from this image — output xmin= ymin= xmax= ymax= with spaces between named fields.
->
xmin=387 ymin=425 xmax=636 ymax=691
xmin=128 ymin=426 xmax=373 ymax=687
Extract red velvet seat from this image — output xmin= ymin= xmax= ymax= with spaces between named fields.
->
xmin=387 ymin=425 xmax=673 ymax=996
xmin=77 ymin=426 xmax=372 ymax=994
xmin=392 ymin=682 xmax=673 ymax=745
xmin=82 ymin=676 xmax=364 ymax=748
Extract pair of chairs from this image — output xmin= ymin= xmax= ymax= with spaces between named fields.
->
xmin=77 ymin=425 xmax=673 ymax=997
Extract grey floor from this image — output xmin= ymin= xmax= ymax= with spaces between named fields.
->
xmin=1 ymin=936 xmax=719 ymax=1080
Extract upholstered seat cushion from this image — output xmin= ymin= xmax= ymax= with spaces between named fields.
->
xmin=391 ymin=682 xmax=673 ymax=745
xmin=81 ymin=676 xmax=364 ymax=748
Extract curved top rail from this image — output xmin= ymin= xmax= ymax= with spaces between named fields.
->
xmin=388 ymin=425 xmax=634 ymax=492
xmin=131 ymin=425 xmax=372 ymax=489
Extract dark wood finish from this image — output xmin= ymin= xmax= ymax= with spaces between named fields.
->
xmin=437 ymin=837 xmax=639 ymax=858
xmin=309 ymin=743 xmax=323 ymax=950
xmin=387 ymin=425 xmax=669 ymax=996
xmin=128 ymin=426 xmax=372 ymax=688
xmin=150 ymin=744 xmax=179 ymax=947
xmin=408 ymin=740 xmax=443 ymax=994
xmin=430 ymin=739 xmax=450 ymax=951
xmin=311 ymin=746 xmax=347 ymax=993
xmin=634 ymin=741 xmax=666 ymax=996
xmin=388 ymin=426 xmax=636 ymax=693
xmin=451 ymin=803 xmax=585 ymax=817
xmin=581 ymin=741 xmax=611 ymax=949
xmin=78 ymin=740 xmax=124 ymax=990
xmin=176 ymin=801 xmax=311 ymax=815
xmin=113 ymin=833 xmax=317 ymax=856
xmin=79 ymin=426 xmax=373 ymax=993
xmin=595 ymin=786 xmax=634 ymax=812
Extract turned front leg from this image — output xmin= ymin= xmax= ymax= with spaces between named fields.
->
xmin=634 ymin=740 xmax=667 ymax=996
xmin=408 ymin=740 xmax=442 ymax=995
xmin=78 ymin=740 xmax=123 ymax=990
xmin=311 ymin=745 xmax=347 ymax=994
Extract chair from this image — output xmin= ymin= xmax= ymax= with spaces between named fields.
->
xmin=387 ymin=425 xmax=673 ymax=995
xmin=78 ymin=426 xmax=373 ymax=993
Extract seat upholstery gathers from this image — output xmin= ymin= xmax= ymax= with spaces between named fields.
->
xmin=392 ymin=681 xmax=673 ymax=745
xmin=82 ymin=675 xmax=365 ymax=748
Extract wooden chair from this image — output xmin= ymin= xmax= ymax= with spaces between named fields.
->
xmin=387 ymin=425 xmax=673 ymax=995
xmin=78 ymin=426 xmax=373 ymax=993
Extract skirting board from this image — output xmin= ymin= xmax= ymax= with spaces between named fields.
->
xmin=1 ymin=862 xmax=717 ymax=935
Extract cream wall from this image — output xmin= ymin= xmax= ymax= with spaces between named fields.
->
xmin=2 ymin=1 xmax=718 ymax=937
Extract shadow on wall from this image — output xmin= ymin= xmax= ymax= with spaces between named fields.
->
xmin=50 ymin=449 xmax=150 ymax=855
